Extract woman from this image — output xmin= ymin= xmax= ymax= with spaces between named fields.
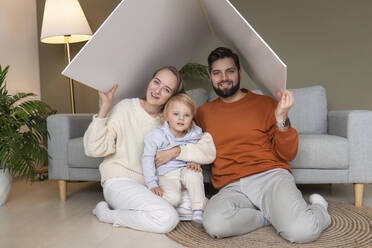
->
xmin=84 ymin=66 xmax=215 ymax=233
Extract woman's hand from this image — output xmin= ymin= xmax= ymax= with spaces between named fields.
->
xmin=275 ymin=90 xmax=294 ymax=122
xmin=97 ymin=84 xmax=118 ymax=118
xmin=187 ymin=162 xmax=202 ymax=173
xmin=155 ymin=147 xmax=181 ymax=168
xmin=150 ymin=187 xmax=164 ymax=197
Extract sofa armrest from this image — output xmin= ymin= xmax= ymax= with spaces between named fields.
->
xmin=47 ymin=114 xmax=94 ymax=180
xmin=328 ymin=110 xmax=372 ymax=182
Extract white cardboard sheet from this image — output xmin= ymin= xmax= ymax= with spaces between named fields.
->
xmin=62 ymin=0 xmax=286 ymax=100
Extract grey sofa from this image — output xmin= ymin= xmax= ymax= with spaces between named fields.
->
xmin=47 ymin=86 xmax=372 ymax=206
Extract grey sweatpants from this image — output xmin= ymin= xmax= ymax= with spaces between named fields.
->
xmin=203 ymin=168 xmax=331 ymax=243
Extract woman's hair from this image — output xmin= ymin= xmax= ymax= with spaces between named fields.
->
xmin=162 ymin=93 xmax=197 ymax=123
xmin=152 ymin=66 xmax=185 ymax=95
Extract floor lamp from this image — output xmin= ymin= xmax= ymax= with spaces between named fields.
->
xmin=40 ymin=0 xmax=92 ymax=114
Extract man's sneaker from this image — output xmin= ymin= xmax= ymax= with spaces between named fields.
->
xmin=309 ymin=193 xmax=328 ymax=210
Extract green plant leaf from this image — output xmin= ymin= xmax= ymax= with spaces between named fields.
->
xmin=0 ymin=65 xmax=55 ymax=181
xmin=180 ymin=63 xmax=209 ymax=80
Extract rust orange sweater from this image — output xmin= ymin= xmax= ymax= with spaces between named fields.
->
xmin=196 ymin=89 xmax=299 ymax=189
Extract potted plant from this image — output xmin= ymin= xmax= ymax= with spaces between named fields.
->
xmin=179 ymin=63 xmax=209 ymax=80
xmin=0 ymin=65 xmax=54 ymax=205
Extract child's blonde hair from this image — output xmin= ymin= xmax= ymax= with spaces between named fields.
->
xmin=162 ymin=93 xmax=197 ymax=123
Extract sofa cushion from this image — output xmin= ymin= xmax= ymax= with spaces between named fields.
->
xmin=288 ymin=86 xmax=327 ymax=134
xmin=208 ymin=85 xmax=327 ymax=134
xmin=290 ymin=134 xmax=349 ymax=169
xmin=68 ymin=137 xmax=103 ymax=168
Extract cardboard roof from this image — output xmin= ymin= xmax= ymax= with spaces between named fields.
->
xmin=62 ymin=0 xmax=286 ymax=100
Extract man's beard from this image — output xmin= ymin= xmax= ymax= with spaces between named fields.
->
xmin=212 ymin=76 xmax=240 ymax=98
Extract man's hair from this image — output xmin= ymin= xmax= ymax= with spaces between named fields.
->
xmin=152 ymin=66 xmax=185 ymax=95
xmin=163 ymin=93 xmax=197 ymax=123
xmin=207 ymin=47 xmax=240 ymax=73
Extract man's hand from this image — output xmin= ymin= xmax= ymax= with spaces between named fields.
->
xmin=150 ymin=187 xmax=164 ymax=197
xmin=155 ymin=147 xmax=181 ymax=168
xmin=187 ymin=162 xmax=202 ymax=173
xmin=275 ymin=90 xmax=294 ymax=122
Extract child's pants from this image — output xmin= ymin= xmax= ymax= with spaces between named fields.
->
xmin=203 ymin=168 xmax=331 ymax=243
xmin=103 ymin=177 xmax=179 ymax=233
xmin=158 ymin=167 xmax=207 ymax=210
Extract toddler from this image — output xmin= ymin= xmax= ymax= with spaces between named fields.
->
xmin=142 ymin=93 xmax=215 ymax=223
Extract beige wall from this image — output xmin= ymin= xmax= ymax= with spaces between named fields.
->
xmin=0 ymin=0 xmax=40 ymax=98
xmin=37 ymin=0 xmax=372 ymax=113
xmin=229 ymin=0 xmax=372 ymax=111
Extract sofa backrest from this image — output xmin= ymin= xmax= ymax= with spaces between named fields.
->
xmin=185 ymin=88 xmax=209 ymax=107
xmin=205 ymin=85 xmax=327 ymax=134
xmin=288 ymin=86 xmax=327 ymax=134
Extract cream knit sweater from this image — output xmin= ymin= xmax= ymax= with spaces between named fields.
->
xmin=84 ymin=98 xmax=216 ymax=185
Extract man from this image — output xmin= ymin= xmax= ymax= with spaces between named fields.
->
xmin=195 ymin=47 xmax=331 ymax=243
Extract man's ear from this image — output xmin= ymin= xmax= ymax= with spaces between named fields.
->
xmin=239 ymin=69 xmax=242 ymax=77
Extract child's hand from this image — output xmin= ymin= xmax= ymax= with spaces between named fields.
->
xmin=187 ymin=162 xmax=202 ymax=173
xmin=150 ymin=187 xmax=164 ymax=197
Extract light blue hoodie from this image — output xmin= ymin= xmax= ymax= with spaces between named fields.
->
xmin=142 ymin=121 xmax=202 ymax=189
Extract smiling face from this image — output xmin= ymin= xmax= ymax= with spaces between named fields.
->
xmin=210 ymin=57 xmax=241 ymax=98
xmin=145 ymin=68 xmax=178 ymax=107
xmin=164 ymin=100 xmax=193 ymax=138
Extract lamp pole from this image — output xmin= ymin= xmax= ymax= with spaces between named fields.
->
xmin=40 ymin=0 xmax=92 ymax=114
xmin=64 ymin=35 xmax=76 ymax=114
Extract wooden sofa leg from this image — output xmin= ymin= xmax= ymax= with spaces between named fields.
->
xmin=58 ymin=180 xmax=67 ymax=202
xmin=353 ymin=183 xmax=364 ymax=207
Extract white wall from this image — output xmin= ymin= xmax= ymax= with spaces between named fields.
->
xmin=0 ymin=0 xmax=40 ymax=98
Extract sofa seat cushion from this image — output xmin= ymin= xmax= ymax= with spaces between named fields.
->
xmin=290 ymin=134 xmax=348 ymax=169
xmin=68 ymin=137 xmax=103 ymax=168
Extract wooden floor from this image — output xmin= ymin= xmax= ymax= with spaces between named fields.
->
xmin=0 ymin=179 xmax=371 ymax=248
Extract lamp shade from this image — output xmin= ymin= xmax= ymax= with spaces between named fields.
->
xmin=40 ymin=0 xmax=92 ymax=44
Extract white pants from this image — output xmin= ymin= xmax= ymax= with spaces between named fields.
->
xmin=103 ymin=177 xmax=179 ymax=233
xmin=159 ymin=167 xmax=207 ymax=210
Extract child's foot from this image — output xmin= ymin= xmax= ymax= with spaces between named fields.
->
xmin=192 ymin=210 xmax=203 ymax=224
xmin=92 ymin=201 xmax=115 ymax=224
xmin=177 ymin=191 xmax=193 ymax=221
xmin=309 ymin=193 xmax=328 ymax=210
xmin=177 ymin=206 xmax=193 ymax=221
xmin=191 ymin=210 xmax=204 ymax=230
xmin=179 ymin=190 xmax=191 ymax=208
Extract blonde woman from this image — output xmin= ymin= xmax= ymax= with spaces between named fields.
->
xmin=84 ymin=66 xmax=215 ymax=233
